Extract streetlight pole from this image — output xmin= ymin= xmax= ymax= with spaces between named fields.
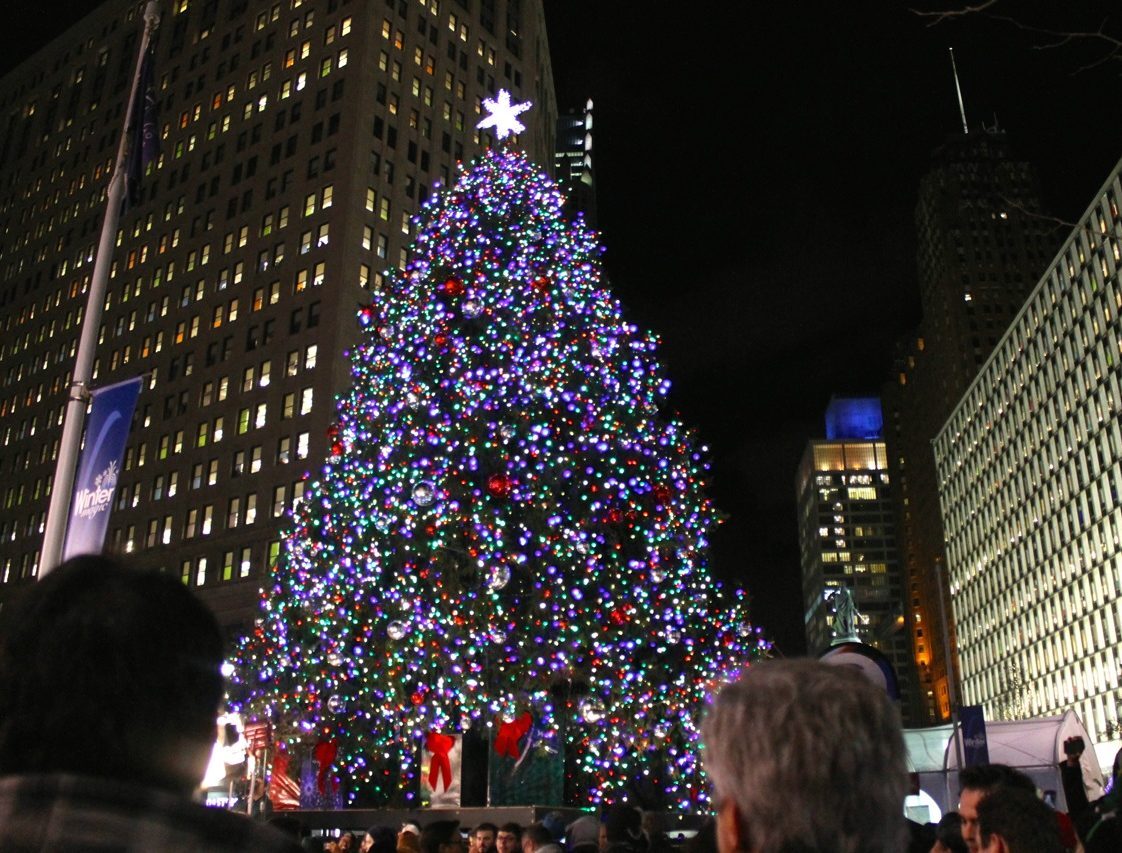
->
xmin=40 ymin=2 xmax=162 ymax=575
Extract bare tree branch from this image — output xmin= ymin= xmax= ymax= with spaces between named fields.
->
xmin=911 ymin=5 xmax=1122 ymax=70
xmin=910 ymin=1 xmax=1002 ymax=28
xmin=997 ymin=195 xmax=1075 ymax=235
xmin=988 ymin=14 xmax=1122 ymax=71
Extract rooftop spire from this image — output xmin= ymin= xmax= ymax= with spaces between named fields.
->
xmin=949 ymin=47 xmax=969 ymax=134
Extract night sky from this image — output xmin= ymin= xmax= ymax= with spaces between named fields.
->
xmin=8 ymin=1 xmax=1122 ymax=655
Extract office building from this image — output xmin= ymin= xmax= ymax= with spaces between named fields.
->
xmin=797 ymin=396 xmax=920 ymax=722
xmin=0 ymin=0 xmax=557 ymax=632
xmin=884 ymin=128 xmax=1057 ymax=722
xmin=554 ymin=97 xmax=594 ymax=223
xmin=934 ymin=158 xmax=1122 ymax=739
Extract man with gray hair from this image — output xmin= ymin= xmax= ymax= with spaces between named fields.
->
xmin=701 ymin=658 xmax=908 ymax=853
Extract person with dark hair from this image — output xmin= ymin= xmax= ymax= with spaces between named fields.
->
xmin=932 ymin=812 xmax=968 ymax=853
xmin=496 ymin=822 xmax=523 ymax=853
xmin=362 ymin=825 xmax=399 ymax=853
xmin=473 ymin=822 xmax=499 ymax=853
xmin=684 ymin=819 xmax=716 ymax=853
xmin=957 ymin=764 xmax=1037 ymax=852
xmin=421 ymin=820 xmax=466 ymax=853
xmin=976 ymin=786 xmax=1063 ymax=853
xmin=599 ymin=804 xmax=646 ymax=853
xmin=523 ymin=822 xmax=562 ymax=853
xmin=0 ymin=554 xmax=301 ymax=851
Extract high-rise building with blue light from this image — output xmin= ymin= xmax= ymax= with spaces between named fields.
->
xmin=797 ymin=396 xmax=920 ymax=721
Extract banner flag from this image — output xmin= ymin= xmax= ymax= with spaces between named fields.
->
xmin=125 ymin=40 xmax=160 ymax=208
xmin=960 ymin=704 xmax=991 ymax=766
xmin=62 ymin=377 xmax=143 ymax=560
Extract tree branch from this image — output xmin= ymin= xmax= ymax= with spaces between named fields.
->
xmin=910 ymin=1 xmax=1002 ymax=28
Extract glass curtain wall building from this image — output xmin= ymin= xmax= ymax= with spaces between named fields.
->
xmin=934 ymin=159 xmax=1122 ymax=738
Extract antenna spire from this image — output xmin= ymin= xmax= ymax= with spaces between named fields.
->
xmin=949 ymin=47 xmax=969 ymax=134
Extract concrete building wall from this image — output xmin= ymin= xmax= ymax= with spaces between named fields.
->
xmin=0 ymin=0 xmax=557 ymax=634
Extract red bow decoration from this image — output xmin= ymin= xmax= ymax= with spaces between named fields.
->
xmin=426 ymin=731 xmax=455 ymax=792
xmin=313 ymin=739 xmax=337 ymax=794
xmin=494 ymin=712 xmax=533 ymax=758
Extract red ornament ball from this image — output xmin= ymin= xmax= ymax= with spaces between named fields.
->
xmin=653 ymin=484 xmax=672 ymax=504
xmin=326 ymin=424 xmax=339 ymax=439
xmin=411 ymin=691 xmax=425 ymax=706
xmin=487 ymin=473 xmax=513 ymax=498
xmin=442 ymin=277 xmax=465 ymax=296
xmin=531 ymin=276 xmax=550 ymax=293
xmin=330 ymin=439 xmax=344 ymax=456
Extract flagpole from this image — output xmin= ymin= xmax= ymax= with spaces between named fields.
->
xmin=40 ymin=1 xmax=162 ymax=576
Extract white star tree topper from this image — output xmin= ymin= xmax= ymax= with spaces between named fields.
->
xmin=476 ymin=89 xmax=532 ymax=140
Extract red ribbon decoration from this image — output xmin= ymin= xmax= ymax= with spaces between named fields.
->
xmin=313 ymin=739 xmax=337 ymax=794
xmin=494 ymin=712 xmax=533 ymax=758
xmin=426 ymin=731 xmax=455 ymax=792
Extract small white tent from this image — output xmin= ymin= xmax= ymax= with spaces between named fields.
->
xmin=903 ymin=710 xmax=1104 ymax=816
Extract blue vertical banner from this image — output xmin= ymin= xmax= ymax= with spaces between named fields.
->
xmin=125 ymin=39 xmax=160 ymax=209
xmin=62 ymin=377 xmax=143 ymax=560
xmin=960 ymin=704 xmax=991 ymax=766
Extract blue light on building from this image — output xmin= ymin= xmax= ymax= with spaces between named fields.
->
xmin=824 ymin=397 xmax=883 ymax=440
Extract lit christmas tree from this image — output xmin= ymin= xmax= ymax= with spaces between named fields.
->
xmin=233 ymin=94 xmax=768 ymax=809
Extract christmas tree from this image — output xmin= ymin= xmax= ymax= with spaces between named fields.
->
xmin=233 ymin=94 xmax=768 ymax=809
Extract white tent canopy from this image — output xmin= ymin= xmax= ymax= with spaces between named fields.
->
xmin=903 ymin=710 xmax=1104 ymax=816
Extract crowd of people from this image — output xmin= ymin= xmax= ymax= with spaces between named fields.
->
xmin=1 ymin=554 xmax=1121 ymax=852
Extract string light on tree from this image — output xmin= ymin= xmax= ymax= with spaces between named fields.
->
xmin=231 ymin=96 xmax=768 ymax=808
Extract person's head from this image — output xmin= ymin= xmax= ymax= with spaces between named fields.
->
xmin=497 ymin=823 xmax=522 ymax=853
xmin=567 ymin=815 xmax=600 ymax=853
xmin=365 ymin=826 xmax=398 ymax=853
xmin=339 ymin=832 xmax=357 ymax=852
xmin=523 ymin=823 xmax=554 ymax=853
xmin=541 ymin=813 xmax=566 ymax=845
xmin=0 ymin=554 xmax=224 ymax=794
xmin=932 ymin=812 xmax=968 ymax=853
xmin=421 ymin=821 xmax=465 ymax=853
xmin=685 ymin=820 xmax=717 ymax=853
xmin=976 ymin=787 xmax=1062 ymax=853
xmin=600 ymin=804 xmax=645 ymax=852
xmin=957 ymin=764 xmax=1036 ymax=853
xmin=701 ymin=659 xmax=907 ymax=853
xmin=474 ymin=823 xmax=498 ymax=853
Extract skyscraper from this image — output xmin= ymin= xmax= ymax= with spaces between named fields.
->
xmin=933 ymin=158 xmax=1122 ymax=739
xmin=0 ymin=0 xmax=557 ymax=634
xmin=796 ymin=396 xmax=920 ymax=722
xmin=554 ymin=97 xmax=594 ymax=223
xmin=884 ymin=128 xmax=1058 ymax=722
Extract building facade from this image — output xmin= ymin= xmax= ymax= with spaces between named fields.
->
xmin=884 ymin=129 xmax=1057 ymax=722
xmin=797 ymin=397 xmax=920 ymax=722
xmin=554 ymin=97 xmax=594 ymax=223
xmin=0 ymin=0 xmax=556 ymax=633
xmin=934 ymin=159 xmax=1122 ymax=739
